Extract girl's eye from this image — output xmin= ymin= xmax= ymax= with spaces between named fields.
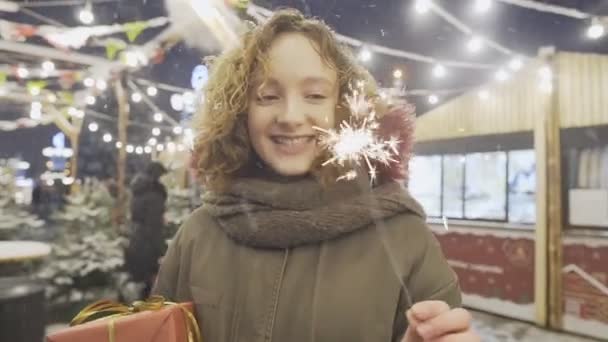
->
xmin=257 ymin=95 xmax=279 ymax=103
xmin=307 ymin=94 xmax=327 ymax=100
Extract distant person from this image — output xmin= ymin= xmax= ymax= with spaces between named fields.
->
xmin=124 ymin=161 xmax=168 ymax=299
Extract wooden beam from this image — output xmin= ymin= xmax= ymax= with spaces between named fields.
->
xmin=533 ymin=53 xmax=563 ymax=328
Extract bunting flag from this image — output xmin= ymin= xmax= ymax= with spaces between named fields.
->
xmin=124 ymin=21 xmax=147 ymax=42
xmin=0 ymin=71 xmax=6 ymax=86
xmin=103 ymin=38 xmax=127 ymax=60
xmin=26 ymin=80 xmax=48 ymax=94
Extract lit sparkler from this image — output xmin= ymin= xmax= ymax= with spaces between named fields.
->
xmin=314 ymin=84 xmax=400 ymax=184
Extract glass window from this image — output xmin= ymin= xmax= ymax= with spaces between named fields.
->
xmin=464 ymin=152 xmax=507 ymax=220
xmin=442 ymin=155 xmax=465 ymax=218
xmin=508 ymin=150 xmax=536 ymax=224
xmin=409 ymin=156 xmax=442 ymax=217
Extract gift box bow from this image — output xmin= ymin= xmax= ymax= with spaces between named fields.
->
xmin=69 ymin=295 xmax=201 ymax=342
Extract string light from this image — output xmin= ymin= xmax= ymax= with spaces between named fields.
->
xmin=474 ymin=0 xmax=492 ymax=14
xmin=96 ymin=80 xmax=108 ymax=91
xmin=177 ymin=144 xmax=186 ymax=152
xmin=432 ymin=64 xmax=447 ymax=78
xmin=144 ymin=146 xmax=152 ymax=154
xmin=152 ymin=127 xmax=161 ymax=136
xmin=495 ymin=69 xmax=510 ymax=82
xmin=508 ymin=57 xmax=523 ymax=71
xmin=103 ymin=133 xmax=112 ymax=142
xmin=42 ymin=60 xmax=55 ymax=72
xmin=78 ymin=2 xmax=94 ymax=25
xmin=17 ymin=66 xmax=29 ymax=78
xmin=173 ymin=126 xmax=183 ymax=135
xmin=153 ymin=112 xmax=163 ymax=122
xmin=428 ymin=94 xmax=439 ymax=104
xmin=170 ymin=94 xmax=185 ymax=111
xmin=467 ymin=36 xmax=484 ymax=53
xmin=47 ymin=94 xmax=57 ymax=103
xmin=586 ymin=19 xmax=605 ymax=40
xmin=148 ymin=137 xmax=157 ymax=145
xmin=156 ymin=144 xmax=165 ymax=152
xmin=30 ymin=87 xmax=41 ymax=96
xmin=115 ymin=141 xmax=123 ymax=149
xmin=393 ymin=69 xmax=403 ymax=79
xmin=85 ymin=95 xmax=96 ymax=105
xmin=478 ymin=89 xmax=490 ymax=100
xmin=126 ymin=145 xmax=135 ymax=153
xmin=147 ymin=86 xmax=158 ymax=97
xmin=167 ymin=141 xmax=176 ymax=152
xmin=131 ymin=92 xmax=142 ymax=103
xmin=135 ymin=146 xmax=144 ymax=155
xmin=358 ymin=48 xmax=372 ymax=62
xmin=84 ymin=77 xmax=95 ymax=87
xmin=88 ymin=122 xmax=98 ymax=132
xmin=415 ymin=0 xmax=431 ymax=14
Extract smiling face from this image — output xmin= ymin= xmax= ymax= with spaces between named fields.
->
xmin=247 ymin=32 xmax=339 ymax=176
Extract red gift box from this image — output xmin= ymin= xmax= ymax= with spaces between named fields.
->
xmin=46 ymin=296 xmax=200 ymax=342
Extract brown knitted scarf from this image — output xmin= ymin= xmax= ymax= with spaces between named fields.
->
xmin=202 ymin=175 xmax=425 ymax=249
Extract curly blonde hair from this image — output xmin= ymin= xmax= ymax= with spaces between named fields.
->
xmin=194 ymin=8 xmax=385 ymax=192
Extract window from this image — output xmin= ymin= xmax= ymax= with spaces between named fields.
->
xmin=508 ymin=150 xmax=536 ymax=224
xmin=409 ymin=156 xmax=442 ymax=217
xmin=464 ymin=152 xmax=507 ymax=220
xmin=442 ymin=155 xmax=465 ymax=218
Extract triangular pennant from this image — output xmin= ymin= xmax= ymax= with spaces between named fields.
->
xmin=27 ymin=80 xmax=48 ymax=94
xmin=106 ymin=41 xmax=126 ymax=60
xmin=124 ymin=21 xmax=147 ymax=43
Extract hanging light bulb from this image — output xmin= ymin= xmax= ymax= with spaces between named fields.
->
xmin=84 ymin=77 xmax=95 ymax=87
xmin=115 ymin=141 xmax=123 ymax=149
xmin=135 ymin=146 xmax=144 ymax=155
xmin=103 ymin=133 xmax=112 ymax=143
xmin=16 ymin=66 xmax=29 ymax=78
xmin=85 ymin=95 xmax=96 ymax=106
xmin=148 ymin=137 xmax=158 ymax=146
xmin=478 ymin=89 xmax=490 ymax=100
xmin=414 ymin=0 xmax=430 ymax=14
xmin=432 ymin=64 xmax=447 ymax=78
xmin=508 ymin=57 xmax=523 ymax=71
xmin=144 ymin=146 xmax=153 ymax=154
xmin=147 ymin=86 xmax=158 ymax=97
xmin=78 ymin=2 xmax=94 ymax=24
xmin=167 ymin=141 xmax=176 ymax=152
xmin=153 ymin=113 xmax=164 ymax=122
xmin=495 ymin=69 xmax=510 ymax=82
xmin=88 ymin=122 xmax=98 ymax=132
xmin=586 ymin=19 xmax=605 ymax=40
xmin=152 ymin=127 xmax=161 ymax=136
xmin=467 ymin=36 xmax=483 ymax=53
xmin=42 ymin=60 xmax=55 ymax=72
xmin=131 ymin=92 xmax=142 ymax=103
xmin=126 ymin=145 xmax=135 ymax=153
xmin=30 ymin=86 xmax=41 ymax=96
xmin=474 ymin=0 xmax=492 ymax=14
xmin=173 ymin=126 xmax=183 ymax=135
xmin=47 ymin=93 xmax=57 ymax=103
xmin=428 ymin=94 xmax=439 ymax=104
xmin=393 ymin=69 xmax=403 ymax=79
xmin=358 ymin=48 xmax=372 ymax=63
xmin=156 ymin=144 xmax=165 ymax=152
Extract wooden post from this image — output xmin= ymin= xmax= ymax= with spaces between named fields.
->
xmin=115 ymin=77 xmax=130 ymax=223
xmin=534 ymin=51 xmax=563 ymax=329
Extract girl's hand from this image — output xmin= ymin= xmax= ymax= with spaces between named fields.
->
xmin=402 ymin=301 xmax=480 ymax=342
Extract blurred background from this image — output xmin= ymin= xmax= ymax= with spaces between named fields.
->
xmin=0 ymin=0 xmax=607 ymax=341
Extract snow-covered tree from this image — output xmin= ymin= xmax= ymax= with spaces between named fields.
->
xmin=0 ymin=160 xmax=43 ymax=240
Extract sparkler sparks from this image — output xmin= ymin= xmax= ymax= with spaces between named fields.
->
xmin=314 ymin=84 xmax=401 ymax=184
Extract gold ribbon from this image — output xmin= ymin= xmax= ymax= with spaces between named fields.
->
xmin=71 ymin=295 xmax=201 ymax=342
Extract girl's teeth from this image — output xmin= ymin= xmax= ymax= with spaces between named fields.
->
xmin=275 ymin=137 xmax=309 ymax=145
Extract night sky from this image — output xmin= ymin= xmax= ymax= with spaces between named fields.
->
xmin=1 ymin=0 xmax=607 ymax=177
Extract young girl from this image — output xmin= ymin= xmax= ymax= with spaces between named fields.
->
xmin=154 ymin=9 xmax=479 ymax=342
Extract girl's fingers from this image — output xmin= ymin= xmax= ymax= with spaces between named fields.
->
xmin=416 ymin=308 xmax=473 ymax=341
